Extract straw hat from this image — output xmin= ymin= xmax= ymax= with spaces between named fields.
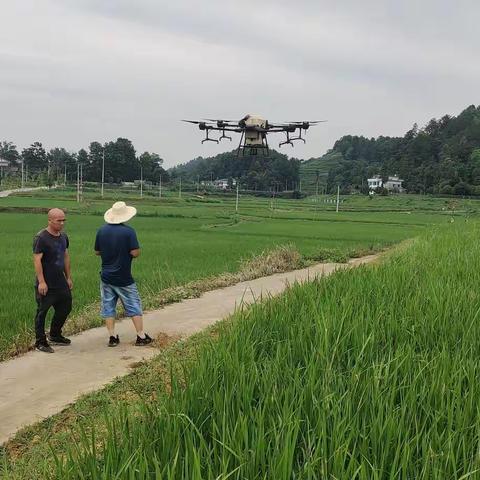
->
xmin=104 ymin=201 xmax=137 ymax=224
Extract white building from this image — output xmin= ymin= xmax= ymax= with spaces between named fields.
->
xmin=367 ymin=175 xmax=383 ymax=190
xmin=213 ymin=178 xmax=237 ymax=190
xmin=367 ymin=175 xmax=404 ymax=193
xmin=214 ymin=179 xmax=229 ymax=189
xmin=384 ymin=175 xmax=404 ymax=192
xmin=0 ymin=157 xmax=19 ymax=174
xmin=200 ymin=178 xmax=236 ymax=190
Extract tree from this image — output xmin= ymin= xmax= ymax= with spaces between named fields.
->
xmin=103 ymin=138 xmax=136 ymax=183
xmin=22 ymin=142 xmax=46 ymax=171
xmin=0 ymin=141 xmax=19 ymax=165
xmin=138 ymin=152 xmax=164 ymax=182
xmin=469 ymin=149 xmax=480 ymax=185
xmin=76 ymin=149 xmax=88 ymax=179
xmin=87 ymin=142 xmax=104 ymax=182
xmin=46 ymin=148 xmax=74 ymax=182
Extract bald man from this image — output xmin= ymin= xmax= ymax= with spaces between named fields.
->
xmin=32 ymin=208 xmax=73 ymax=353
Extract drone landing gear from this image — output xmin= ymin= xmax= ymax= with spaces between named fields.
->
xmin=237 ymin=132 xmax=270 ymax=156
xmin=279 ymin=131 xmax=294 ymax=148
xmin=280 ymin=129 xmax=307 ymax=147
xmin=202 ymin=129 xmax=219 ymax=144
xmin=236 ymin=131 xmax=245 ymax=156
xmin=290 ymin=129 xmax=306 ymax=143
xmin=219 ymin=128 xmax=232 ymax=142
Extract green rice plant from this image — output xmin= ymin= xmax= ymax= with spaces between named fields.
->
xmin=0 ymin=192 xmax=424 ymax=361
xmin=49 ymin=222 xmax=480 ymax=478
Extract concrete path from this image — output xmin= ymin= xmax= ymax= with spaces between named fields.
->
xmin=0 ymin=255 xmax=378 ymax=445
xmin=0 ymin=186 xmax=51 ymax=198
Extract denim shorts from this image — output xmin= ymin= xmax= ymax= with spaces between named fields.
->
xmin=100 ymin=281 xmax=143 ymax=318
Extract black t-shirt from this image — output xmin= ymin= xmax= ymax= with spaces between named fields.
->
xmin=33 ymin=229 xmax=69 ymax=290
xmin=94 ymin=223 xmax=139 ymax=287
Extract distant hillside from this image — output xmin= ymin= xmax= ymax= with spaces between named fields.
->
xmin=171 ymin=105 xmax=480 ymax=196
xmin=324 ymin=105 xmax=480 ymax=195
xmin=299 ymin=152 xmax=343 ymax=194
xmin=168 ymin=149 xmax=300 ymax=191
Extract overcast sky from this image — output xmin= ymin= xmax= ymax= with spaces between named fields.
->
xmin=1 ymin=0 xmax=479 ymax=167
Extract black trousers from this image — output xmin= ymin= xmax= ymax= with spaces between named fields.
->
xmin=34 ymin=288 xmax=72 ymax=343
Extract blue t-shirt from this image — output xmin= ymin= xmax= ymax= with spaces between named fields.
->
xmin=94 ymin=224 xmax=140 ymax=287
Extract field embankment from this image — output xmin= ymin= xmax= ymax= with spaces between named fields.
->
xmin=3 ymin=221 xmax=480 ymax=478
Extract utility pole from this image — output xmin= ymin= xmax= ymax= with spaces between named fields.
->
xmin=64 ymin=163 xmax=67 ymax=186
xmin=235 ymin=180 xmax=239 ymax=213
xmin=197 ymin=174 xmax=200 ymax=193
xmin=21 ymin=159 xmax=25 ymax=189
xmin=271 ymin=185 xmax=276 ymax=212
xmin=101 ymin=146 xmax=105 ymax=198
xmin=80 ymin=163 xmax=83 ymax=201
xmin=140 ymin=163 xmax=143 ymax=198
xmin=179 ymin=177 xmax=182 ymax=199
xmin=76 ymin=161 xmax=80 ymax=203
xmin=158 ymin=174 xmax=162 ymax=198
xmin=336 ymin=185 xmax=340 ymax=213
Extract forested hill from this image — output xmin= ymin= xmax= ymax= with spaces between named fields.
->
xmin=169 ymin=149 xmax=301 ymax=191
xmin=175 ymin=105 xmax=480 ymax=195
xmin=317 ymin=105 xmax=480 ymax=195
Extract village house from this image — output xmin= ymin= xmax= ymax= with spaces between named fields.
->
xmin=0 ymin=156 xmax=19 ymax=175
xmin=201 ymin=178 xmax=236 ymax=190
xmin=367 ymin=175 xmax=404 ymax=193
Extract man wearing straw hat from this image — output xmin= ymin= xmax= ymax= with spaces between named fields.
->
xmin=94 ymin=201 xmax=152 ymax=347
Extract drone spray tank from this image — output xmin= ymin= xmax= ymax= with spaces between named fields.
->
xmin=237 ymin=114 xmax=269 ymax=155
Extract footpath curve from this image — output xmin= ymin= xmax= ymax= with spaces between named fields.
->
xmin=0 ymin=186 xmax=51 ymax=198
xmin=0 ymin=254 xmax=378 ymax=445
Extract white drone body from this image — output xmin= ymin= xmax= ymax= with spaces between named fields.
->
xmin=243 ymin=114 xmax=267 ymax=147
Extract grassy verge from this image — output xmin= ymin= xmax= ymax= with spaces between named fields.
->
xmin=0 ymin=331 xmax=206 ymax=479
xmin=4 ymin=222 xmax=480 ymax=478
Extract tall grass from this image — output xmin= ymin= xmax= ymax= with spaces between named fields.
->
xmin=49 ymin=222 xmax=480 ymax=478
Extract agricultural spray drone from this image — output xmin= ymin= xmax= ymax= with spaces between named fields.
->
xmin=182 ymin=114 xmax=326 ymax=156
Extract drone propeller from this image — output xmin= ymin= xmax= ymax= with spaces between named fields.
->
xmin=275 ymin=121 xmax=327 ymax=128
xmin=183 ymin=119 xmax=219 ymax=125
xmin=203 ymin=118 xmax=239 ymax=129
xmin=289 ymin=120 xmax=327 ymax=124
xmin=203 ymin=118 xmax=237 ymax=123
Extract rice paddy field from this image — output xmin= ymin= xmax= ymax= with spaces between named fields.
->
xmin=0 ymin=189 xmax=473 ymax=357
xmin=1 ymin=188 xmax=465 ymax=361
xmin=2 ymin=210 xmax=480 ymax=478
